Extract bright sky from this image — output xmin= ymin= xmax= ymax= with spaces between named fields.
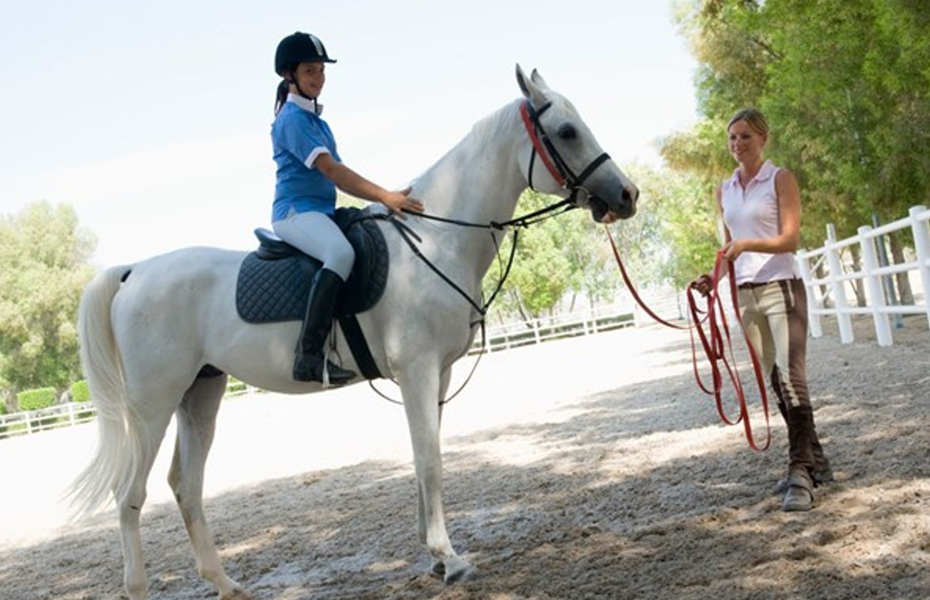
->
xmin=0 ymin=0 xmax=697 ymax=268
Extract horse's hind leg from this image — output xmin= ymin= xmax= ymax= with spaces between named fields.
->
xmin=119 ymin=403 xmax=175 ymax=600
xmin=168 ymin=374 xmax=253 ymax=600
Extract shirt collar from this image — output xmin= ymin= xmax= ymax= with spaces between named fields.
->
xmin=287 ymin=93 xmax=324 ymax=116
xmin=726 ymin=159 xmax=775 ymax=188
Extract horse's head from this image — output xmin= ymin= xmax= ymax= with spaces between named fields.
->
xmin=516 ymin=65 xmax=638 ymax=222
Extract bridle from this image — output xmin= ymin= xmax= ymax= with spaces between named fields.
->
xmin=519 ymin=100 xmax=612 ymax=206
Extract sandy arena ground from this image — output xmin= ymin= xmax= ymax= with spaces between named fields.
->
xmin=1 ymin=317 xmax=928 ymax=600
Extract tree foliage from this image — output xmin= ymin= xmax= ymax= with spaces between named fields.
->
xmin=0 ymin=201 xmax=96 ymax=403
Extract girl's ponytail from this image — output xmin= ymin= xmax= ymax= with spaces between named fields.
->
xmin=274 ymin=79 xmax=289 ymax=116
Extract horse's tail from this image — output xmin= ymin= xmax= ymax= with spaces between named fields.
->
xmin=68 ymin=264 xmax=138 ymax=517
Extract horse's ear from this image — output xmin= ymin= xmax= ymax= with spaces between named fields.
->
xmin=516 ymin=64 xmax=531 ymax=96
xmin=530 ymin=68 xmax=550 ymax=91
xmin=516 ymin=64 xmax=547 ymax=107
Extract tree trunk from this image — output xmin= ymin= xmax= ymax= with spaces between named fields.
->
xmin=889 ymin=232 xmax=915 ymax=305
xmin=510 ymin=289 xmax=532 ymax=327
xmin=815 ymin=260 xmax=833 ymax=308
xmin=5 ymin=387 xmax=19 ymax=413
xmin=847 ymin=247 xmax=867 ymax=307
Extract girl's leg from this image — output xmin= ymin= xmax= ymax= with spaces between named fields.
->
xmin=273 ymin=209 xmax=355 ymax=281
xmin=272 ymin=210 xmax=356 ymax=383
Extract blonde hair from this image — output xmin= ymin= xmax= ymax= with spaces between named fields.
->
xmin=728 ymin=108 xmax=769 ymax=137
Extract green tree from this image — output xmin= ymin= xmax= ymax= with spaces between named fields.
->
xmin=0 ymin=201 xmax=96 ymax=407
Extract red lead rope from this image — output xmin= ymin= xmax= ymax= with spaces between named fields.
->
xmin=605 ymin=226 xmax=771 ymax=451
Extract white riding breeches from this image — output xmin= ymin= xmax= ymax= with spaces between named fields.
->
xmin=272 ymin=209 xmax=355 ymax=281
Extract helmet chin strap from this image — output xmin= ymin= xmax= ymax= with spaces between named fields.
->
xmin=287 ymin=74 xmax=319 ymax=112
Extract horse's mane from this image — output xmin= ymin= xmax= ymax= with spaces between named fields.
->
xmin=466 ymin=99 xmax=523 ymax=146
xmin=410 ymin=99 xmax=524 ymax=189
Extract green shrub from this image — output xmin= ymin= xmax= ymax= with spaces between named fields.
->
xmin=17 ymin=387 xmax=57 ymax=412
xmin=226 ymin=377 xmax=247 ymax=394
xmin=70 ymin=380 xmax=91 ymax=403
xmin=0 ymin=401 xmax=7 ymax=415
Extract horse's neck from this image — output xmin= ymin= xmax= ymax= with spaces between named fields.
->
xmin=410 ymin=100 xmax=527 ymax=273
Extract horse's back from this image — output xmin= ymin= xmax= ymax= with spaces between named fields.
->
xmin=111 ymin=247 xmax=247 ymax=391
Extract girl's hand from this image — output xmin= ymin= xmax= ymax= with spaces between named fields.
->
xmin=381 ymin=187 xmax=424 ymax=217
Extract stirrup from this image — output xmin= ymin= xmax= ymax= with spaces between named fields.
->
xmin=293 ymin=354 xmax=356 ymax=385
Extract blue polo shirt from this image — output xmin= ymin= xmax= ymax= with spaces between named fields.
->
xmin=271 ymin=94 xmax=342 ymax=221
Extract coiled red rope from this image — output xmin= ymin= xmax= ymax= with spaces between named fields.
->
xmin=605 ymin=225 xmax=771 ymax=450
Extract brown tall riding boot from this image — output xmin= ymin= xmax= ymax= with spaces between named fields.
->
xmin=782 ymin=405 xmax=817 ymax=512
xmin=773 ymin=397 xmax=833 ymax=492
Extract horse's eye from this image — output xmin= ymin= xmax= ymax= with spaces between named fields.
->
xmin=557 ymin=124 xmax=577 ymax=140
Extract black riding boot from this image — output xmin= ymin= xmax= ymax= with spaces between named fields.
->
xmin=293 ymin=269 xmax=357 ymax=384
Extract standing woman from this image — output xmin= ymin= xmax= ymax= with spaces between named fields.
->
xmin=271 ymin=32 xmax=423 ymax=384
xmin=694 ymin=108 xmax=832 ymax=512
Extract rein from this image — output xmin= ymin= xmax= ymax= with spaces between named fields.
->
xmin=604 ymin=226 xmax=772 ymax=451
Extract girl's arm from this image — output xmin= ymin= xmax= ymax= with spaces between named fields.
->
xmin=315 ymin=153 xmax=424 ymax=216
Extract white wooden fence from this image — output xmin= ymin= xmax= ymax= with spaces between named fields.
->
xmin=469 ymin=304 xmax=635 ymax=354
xmin=0 ymin=380 xmax=257 ymax=441
xmin=796 ymin=205 xmax=930 ymax=346
xmin=0 ymin=401 xmax=98 ymax=439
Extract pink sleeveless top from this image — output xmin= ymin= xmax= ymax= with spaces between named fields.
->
xmin=720 ymin=160 xmax=799 ymax=285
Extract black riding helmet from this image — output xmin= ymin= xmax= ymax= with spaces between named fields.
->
xmin=275 ymin=32 xmax=336 ymax=77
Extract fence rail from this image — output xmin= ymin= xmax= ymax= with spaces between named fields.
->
xmin=469 ymin=305 xmax=636 ymax=353
xmin=796 ymin=204 xmax=930 ymax=346
xmin=0 ymin=402 xmax=98 ymax=439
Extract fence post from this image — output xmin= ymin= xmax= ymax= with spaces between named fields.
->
xmin=858 ymin=226 xmax=893 ymax=346
xmin=825 ymin=226 xmax=854 ymax=343
xmin=796 ymin=251 xmax=822 ymax=338
xmin=68 ymin=402 xmax=76 ymax=426
xmin=910 ymin=205 xmax=930 ymax=331
xmin=533 ymin=319 xmax=541 ymax=344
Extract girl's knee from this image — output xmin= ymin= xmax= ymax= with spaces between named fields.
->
xmin=329 ymin=243 xmax=355 ymax=280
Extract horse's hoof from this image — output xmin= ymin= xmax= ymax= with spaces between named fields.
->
xmin=442 ymin=556 xmax=475 ymax=584
xmin=221 ymin=588 xmax=256 ymax=600
xmin=431 ymin=560 xmax=445 ymax=578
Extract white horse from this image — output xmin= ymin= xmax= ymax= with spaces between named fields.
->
xmin=72 ymin=66 xmax=638 ymax=600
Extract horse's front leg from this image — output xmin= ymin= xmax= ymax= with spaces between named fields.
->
xmin=416 ymin=367 xmax=452 ymax=575
xmin=398 ymin=364 xmax=473 ymax=583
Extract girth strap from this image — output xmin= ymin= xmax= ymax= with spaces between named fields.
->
xmin=338 ymin=314 xmax=382 ymax=380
